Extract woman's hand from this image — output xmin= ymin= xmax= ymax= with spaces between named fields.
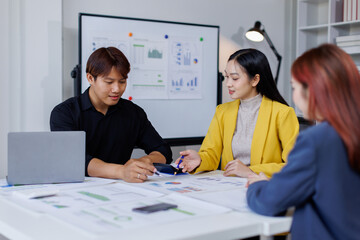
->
xmin=224 ymin=159 xmax=254 ymax=178
xmin=246 ymin=172 xmax=269 ymax=187
xmin=174 ymin=150 xmax=201 ymax=173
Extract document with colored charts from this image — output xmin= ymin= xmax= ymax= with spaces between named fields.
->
xmin=132 ymin=172 xmax=247 ymax=195
xmin=0 ymin=177 xmax=116 ymax=197
xmin=7 ymin=181 xmax=164 ymax=214
xmin=53 ymin=193 xmax=231 ymax=234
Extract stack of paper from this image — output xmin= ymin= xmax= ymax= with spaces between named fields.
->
xmin=5 ymin=175 xmax=235 ymax=235
xmin=336 ymin=35 xmax=360 ymax=54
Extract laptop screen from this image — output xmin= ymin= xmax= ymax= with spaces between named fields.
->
xmin=7 ymin=131 xmax=85 ymax=185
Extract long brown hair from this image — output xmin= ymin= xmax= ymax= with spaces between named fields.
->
xmin=291 ymin=44 xmax=360 ymax=173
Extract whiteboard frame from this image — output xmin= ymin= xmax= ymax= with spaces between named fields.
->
xmin=77 ymin=13 xmax=221 ymax=146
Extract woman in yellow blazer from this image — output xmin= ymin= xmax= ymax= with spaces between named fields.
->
xmin=175 ymin=49 xmax=299 ymax=178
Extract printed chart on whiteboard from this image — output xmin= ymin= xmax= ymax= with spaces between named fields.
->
xmin=85 ymin=32 xmax=203 ymax=101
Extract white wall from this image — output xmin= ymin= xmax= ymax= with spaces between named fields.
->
xmin=0 ymin=0 xmax=10 ymax=179
xmin=0 ymin=0 xmax=62 ymax=178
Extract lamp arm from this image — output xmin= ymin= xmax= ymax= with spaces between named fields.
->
xmin=262 ymin=29 xmax=282 ymax=84
xmin=262 ymin=29 xmax=281 ymax=60
xmin=274 ymin=55 xmax=282 ymax=85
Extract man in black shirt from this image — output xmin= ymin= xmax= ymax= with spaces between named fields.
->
xmin=50 ymin=47 xmax=172 ymax=183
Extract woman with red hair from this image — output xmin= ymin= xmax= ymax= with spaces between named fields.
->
xmin=246 ymin=44 xmax=360 ymax=239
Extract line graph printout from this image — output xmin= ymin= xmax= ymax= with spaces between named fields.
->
xmin=124 ymin=39 xmax=169 ymax=99
xmin=126 ymin=69 xmax=168 ymax=99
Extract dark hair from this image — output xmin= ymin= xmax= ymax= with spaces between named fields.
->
xmin=86 ymin=47 xmax=130 ymax=79
xmin=228 ymin=49 xmax=288 ymax=106
xmin=292 ymin=43 xmax=360 ymax=173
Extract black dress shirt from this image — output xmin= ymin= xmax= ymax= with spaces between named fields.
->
xmin=50 ymin=88 xmax=172 ymax=175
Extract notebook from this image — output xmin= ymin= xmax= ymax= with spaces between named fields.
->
xmin=7 ymin=131 xmax=86 ymax=185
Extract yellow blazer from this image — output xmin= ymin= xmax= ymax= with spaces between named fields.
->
xmin=195 ymin=96 xmax=299 ymax=177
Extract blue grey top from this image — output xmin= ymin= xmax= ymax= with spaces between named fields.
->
xmin=247 ymin=122 xmax=360 ymax=240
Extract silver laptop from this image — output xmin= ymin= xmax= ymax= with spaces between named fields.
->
xmin=7 ymin=131 xmax=85 ymax=185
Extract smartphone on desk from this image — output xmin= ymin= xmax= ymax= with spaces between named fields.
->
xmin=132 ymin=202 xmax=178 ymax=214
xmin=153 ymin=163 xmax=187 ymax=175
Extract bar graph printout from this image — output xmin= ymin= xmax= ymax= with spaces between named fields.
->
xmin=168 ymin=40 xmax=202 ymax=99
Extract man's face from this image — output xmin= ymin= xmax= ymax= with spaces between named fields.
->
xmin=87 ymin=67 xmax=127 ymax=113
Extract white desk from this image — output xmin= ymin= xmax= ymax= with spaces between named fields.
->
xmin=0 ymin=172 xmax=292 ymax=240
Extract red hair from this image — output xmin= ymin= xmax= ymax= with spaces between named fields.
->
xmin=292 ymin=44 xmax=360 ymax=173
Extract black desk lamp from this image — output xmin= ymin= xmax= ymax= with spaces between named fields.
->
xmin=245 ymin=21 xmax=282 ymax=85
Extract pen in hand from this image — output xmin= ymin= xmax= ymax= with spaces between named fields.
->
xmin=153 ymin=170 xmax=162 ymax=177
xmin=174 ymin=155 xmax=184 ymax=175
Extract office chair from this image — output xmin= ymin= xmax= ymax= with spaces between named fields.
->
xmin=298 ymin=116 xmax=314 ymax=131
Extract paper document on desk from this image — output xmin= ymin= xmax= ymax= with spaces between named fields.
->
xmin=191 ymin=188 xmax=250 ymax=213
xmin=54 ymin=193 xmax=231 ymax=234
xmin=133 ymin=173 xmax=247 ymax=195
xmin=23 ymin=182 xmax=163 ymax=213
xmin=0 ymin=177 xmax=117 ymax=197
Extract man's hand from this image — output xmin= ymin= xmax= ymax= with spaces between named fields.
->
xmin=121 ymin=158 xmax=157 ymax=183
xmin=87 ymin=157 xmax=157 ymax=183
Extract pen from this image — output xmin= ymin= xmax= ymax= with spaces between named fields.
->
xmin=154 ymin=170 xmax=162 ymax=177
xmin=177 ymin=155 xmax=184 ymax=169
xmin=174 ymin=155 xmax=184 ymax=175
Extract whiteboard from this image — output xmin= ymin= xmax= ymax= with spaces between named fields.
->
xmin=79 ymin=13 xmax=220 ymax=145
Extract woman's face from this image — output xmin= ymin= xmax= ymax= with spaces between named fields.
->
xmin=224 ymin=60 xmax=259 ymax=100
xmin=291 ymin=77 xmax=309 ymax=119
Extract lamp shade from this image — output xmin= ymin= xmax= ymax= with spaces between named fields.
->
xmin=245 ymin=21 xmax=282 ymax=85
xmin=245 ymin=31 xmax=264 ymax=42
xmin=245 ymin=21 xmax=264 ymax=42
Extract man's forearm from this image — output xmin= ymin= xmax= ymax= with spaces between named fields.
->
xmin=87 ymin=158 xmax=124 ymax=179
xmin=140 ymin=151 xmax=166 ymax=164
